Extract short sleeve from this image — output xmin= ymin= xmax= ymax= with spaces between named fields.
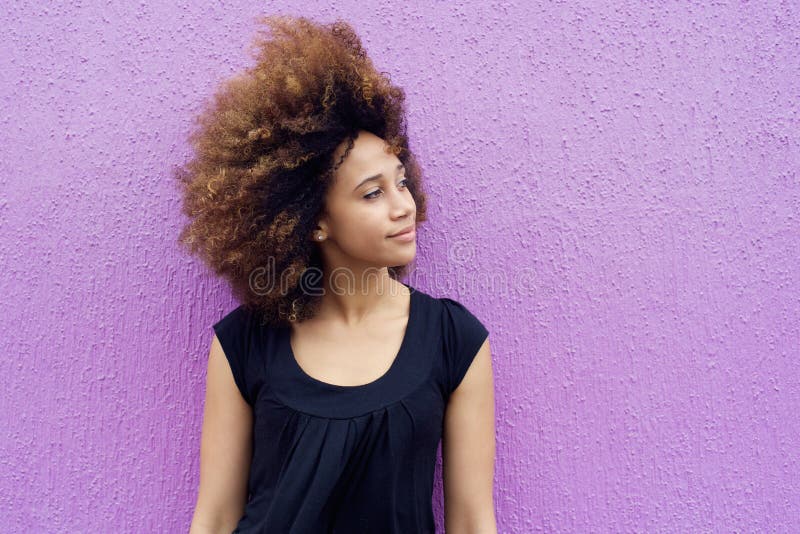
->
xmin=212 ymin=305 xmax=255 ymax=406
xmin=440 ymin=297 xmax=490 ymax=396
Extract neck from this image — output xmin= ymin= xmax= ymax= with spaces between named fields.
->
xmin=316 ymin=268 xmax=406 ymax=326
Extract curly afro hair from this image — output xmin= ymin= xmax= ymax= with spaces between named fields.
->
xmin=174 ymin=15 xmax=428 ymax=328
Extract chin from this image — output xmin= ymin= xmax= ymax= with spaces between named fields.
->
xmin=393 ymin=250 xmax=416 ymax=264
xmin=372 ymin=250 xmax=415 ymax=269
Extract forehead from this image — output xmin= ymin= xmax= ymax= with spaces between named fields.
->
xmin=333 ymin=131 xmax=399 ymax=183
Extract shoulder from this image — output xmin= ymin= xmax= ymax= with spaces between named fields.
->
xmin=211 ymin=304 xmax=267 ymax=406
xmin=213 ymin=304 xmax=245 ymax=328
xmin=427 ymin=293 xmax=489 ymax=396
xmin=213 ymin=303 xmax=261 ymax=332
xmin=438 ymin=295 xmax=477 ymax=314
xmin=437 ymin=295 xmax=487 ymax=332
xmin=408 ymin=286 xmax=486 ymax=330
xmin=211 ymin=303 xmax=265 ymax=357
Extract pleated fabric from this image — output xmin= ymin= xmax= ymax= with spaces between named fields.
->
xmin=211 ymin=283 xmax=489 ymax=534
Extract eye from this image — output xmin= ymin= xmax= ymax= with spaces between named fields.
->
xmin=363 ymin=178 xmax=409 ymax=200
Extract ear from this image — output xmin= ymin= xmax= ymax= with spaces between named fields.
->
xmin=316 ymin=215 xmax=329 ymax=236
xmin=311 ymin=216 xmax=330 ymax=242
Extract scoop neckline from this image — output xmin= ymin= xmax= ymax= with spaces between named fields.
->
xmin=283 ymin=282 xmax=417 ymax=391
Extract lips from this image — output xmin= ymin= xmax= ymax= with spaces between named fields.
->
xmin=388 ymin=224 xmax=415 ymax=237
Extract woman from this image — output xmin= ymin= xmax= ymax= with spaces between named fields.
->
xmin=177 ymin=15 xmax=496 ymax=533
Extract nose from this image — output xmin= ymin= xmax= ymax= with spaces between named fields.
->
xmin=390 ymin=189 xmax=415 ymax=219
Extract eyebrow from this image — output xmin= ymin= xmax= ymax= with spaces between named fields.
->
xmin=353 ymin=163 xmax=405 ymax=191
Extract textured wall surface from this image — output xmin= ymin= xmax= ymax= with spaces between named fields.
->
xmin=2 ymin=1 xmax=799 ymax=532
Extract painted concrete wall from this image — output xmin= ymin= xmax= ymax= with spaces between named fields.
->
xmin=1 ymin=2 xmax=798 ymax=532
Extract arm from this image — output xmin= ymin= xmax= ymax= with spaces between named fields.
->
xmin=189 ymin=334 xmax=253 ymax=534
xmin=442 ymin=337 xmax=498 ymax=534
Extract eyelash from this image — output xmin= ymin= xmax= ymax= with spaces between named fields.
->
xmin=363 ymin=178 xmax=409 ymax=200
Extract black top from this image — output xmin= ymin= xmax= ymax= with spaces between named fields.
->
xmin=211 ymin=283 xmax=489 ymax=533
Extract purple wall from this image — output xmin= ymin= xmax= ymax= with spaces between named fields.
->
xmin=2 ymin=2 xmax=798 ymax=532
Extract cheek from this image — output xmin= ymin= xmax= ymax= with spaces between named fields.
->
xmin=336 ymin=209 xmax=385 ymax=241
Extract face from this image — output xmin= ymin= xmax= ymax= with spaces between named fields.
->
xmin=314 ymin=130 xmax=417 ymax=278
